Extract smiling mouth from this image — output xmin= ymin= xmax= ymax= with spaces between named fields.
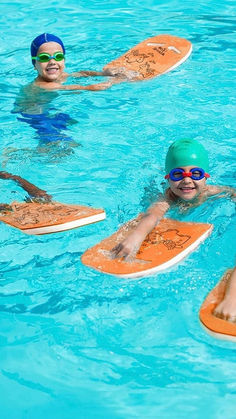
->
xmin=46 ymin=67 xmax=58 ymax=72
xmin=179 ymin=187 xmax=195 ymax=192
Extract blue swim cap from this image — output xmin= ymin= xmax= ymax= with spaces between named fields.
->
xmin=31 ymin=33 xmax=65 ymax=66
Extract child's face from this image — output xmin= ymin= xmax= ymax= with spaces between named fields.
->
xmin=34 ymin=42 xmax=65 ymax=82
xmin=168 ymin=165 xmax=207 ymax=201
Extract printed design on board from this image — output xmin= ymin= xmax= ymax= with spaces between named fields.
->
xmin=153 ymin=46 xmax=167 ymax=56
xmin=0 ymin=202 xmax=95 ymax=226
xmin=124 ymin=50 xmax=156 ymax=78
xmin=138 ymin=228 xmax=191 ymax=253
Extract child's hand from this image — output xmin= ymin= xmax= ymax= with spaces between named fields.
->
xmin=26 ymin=191 xmax=52 ymax=204
xmin=0 ymin=171 xmax=14 ymax=180
xmin=36 ymin=191 xmax=52 ymax=202
xmin=111 ymin=231 xmax=144 ymax=261
xmin=213 ymin=268 xmax=236 ymax=323
xmin=0 ymin=203 xmax=12 ymax=212
xmin=60 ymin=81 xmax=114 ymax=92
xmin=213 ymin=297 xmax=236 ymax=323
xmin=103 ymin=67 xmax=139 ymax=80
xmin=87 ymin=81 xmax=114 ymax=91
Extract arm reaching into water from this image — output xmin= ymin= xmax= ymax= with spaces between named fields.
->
xmin=111 ymin=200 xmax=170 ymax=260
xmin=0 ymin=171 xmax=52 ymax=202
xmin=213 ymin=267 xmax=236 ymax=322
xmin=207 ymin=185 xmax=236 ymax=200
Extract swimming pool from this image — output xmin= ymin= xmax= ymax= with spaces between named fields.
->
xmin=0 ymin=0 xmax=236 ymax=418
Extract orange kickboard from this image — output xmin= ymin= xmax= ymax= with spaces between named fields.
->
xmin=81 ymin=218 xmax=212 ymax=278
xmin=0 ymin=201 xmax=105 ymax=235
xmin=199 ymin=270 xmax=236 ymax=340
xmin=103 ymin=34 xmax=192 ymax=80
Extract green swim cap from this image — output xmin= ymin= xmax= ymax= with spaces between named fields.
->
xmin=165 ymin=138 xmax=209 ymax=174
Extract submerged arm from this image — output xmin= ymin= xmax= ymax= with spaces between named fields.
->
xmin=59 ymin=78 xmax=122 ymax=91
xmin=207 ymin=185 xmax=236 ymax=199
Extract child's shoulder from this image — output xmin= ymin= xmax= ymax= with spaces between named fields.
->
xmin=33 ymin=72 xmax=69 ymax=90
xmin=164 ymin=188 xmax=179 ymax=203
xmin=33 ymin=79 xmax=60 ymax=90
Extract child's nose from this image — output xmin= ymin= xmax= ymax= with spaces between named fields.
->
xmin=182 ymin=176 xmax=192 ymax=183
xmin=47 ymin=58 xmax=57 ymax=65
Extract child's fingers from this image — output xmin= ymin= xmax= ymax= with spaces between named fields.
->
xmin=0 ymin=203 xmax=12 ymax=212
xmin=213 ymin=309 xmax=229 ymax=321
xmin=111 ymin=243 xmax=125 ymax=257
xmin=111 ymin=243 xmax=131 ymax=258
xmin=215 ymin=311 xmax=236 ymax=323
xmin=213 ymin=306 xmax=236 ymax=322
xmin=111 ymin=242 xmax=139 ymax=261
xmin=0 ymin=171 xmax=12 ymax=179
xmin=111 ymin=243 xmax=122 ymax=253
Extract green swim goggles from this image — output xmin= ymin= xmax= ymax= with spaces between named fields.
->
xmin=32 ymin=51 xmax=65 ymax=63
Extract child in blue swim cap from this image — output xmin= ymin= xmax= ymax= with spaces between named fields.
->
xmin=112 ymin=138 xmax=236 ymax=259
xmin=30 ymin=33 xmax=116 ymax=91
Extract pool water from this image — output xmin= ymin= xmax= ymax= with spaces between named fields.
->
xmin=0 ymin=1 xmax=236 ymax=418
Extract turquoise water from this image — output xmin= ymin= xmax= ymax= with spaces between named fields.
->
xmin=0 ymin=1 xmax=236 ymax=418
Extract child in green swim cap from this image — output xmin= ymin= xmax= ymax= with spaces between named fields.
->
xmin=164 ymin=138 xmax=210 ymax=202
xmin=112 ymin=138 xmax=236 ymax=260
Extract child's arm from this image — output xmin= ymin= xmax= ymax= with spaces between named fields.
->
xmin=71 ymin=68 xmax=132 ymax=79
xmin=207 ymin=185 xmax=236 ymax=199
xmin=59 ymin=76 xmax=123 ymax=91
xmin=0 ymin=171 xmax=52 ymax=202
xmin=71 ymin=70 xmax=115 ymax=78
xmin=111 ymin=200 xmax=170 ymax=259
xmin=34 ymin=77 xmax=122 ymax=92
xmin=59 ymin=80 xmax=117 ymax=91
xmin=34 ymin=80 xmax=114 ymax=92
xmin=213 ymin=267 xmax=236 ymax=322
